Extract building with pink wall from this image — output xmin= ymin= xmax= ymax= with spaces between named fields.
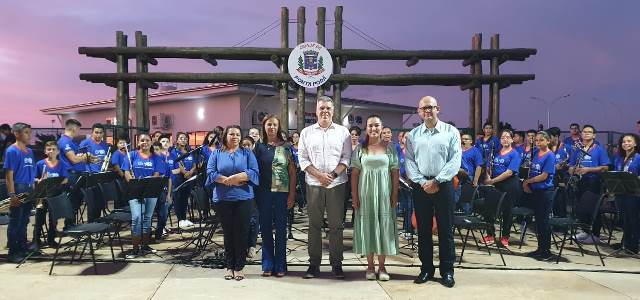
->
xmin=40 ymin=83 xmax=415 ymax=143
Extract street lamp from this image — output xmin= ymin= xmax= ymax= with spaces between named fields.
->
xmin=530 ymin=93 xmax=571 ymax=129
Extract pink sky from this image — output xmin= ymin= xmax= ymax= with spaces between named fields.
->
xmin=1 ymin=0 xmax=638 ymax=132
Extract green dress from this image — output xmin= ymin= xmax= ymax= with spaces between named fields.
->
xmin=352 ymin=144 xmax=399 ymax=255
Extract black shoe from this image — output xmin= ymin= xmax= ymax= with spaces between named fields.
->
xmin=526 ymin=249 xmax=542 ymax=258
xmin=141 ymin=245 xmax=157 ymax=254
xmin=332 ymin=265 xmax=345 ymax=279
xmin=413 ymin=270 xmax=434 ymax=284
xmin=7 ymin=253 xmax=26 ymax=264
xmin=288 ymin=232 xmax=294 ymax=240
xmin=441 ymin=273 xmax=455 ymax=288
xmin=303 ymin=265 xmax=320 ymax=279
xmin=611 ymin=243 xmax=623 ymax=250
xmin=47 ymin=240 xmax=60 ymax=249
xmin=534 ymin=250 xmax=553 ymax=261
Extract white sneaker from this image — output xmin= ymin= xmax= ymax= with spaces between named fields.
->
xmin=365 ymin=270 xmax=376 ymax=280
xmin=178 ymin=220 xmax=192 ymax=229
xmin=403 ymin=233 xmax=413 ymax=240
xmin=580 ymin=235 xmax=600 ymax=245
xmin=184 ymin=220 xmax=194 ymax=227
xmin=574 ymin=232 xmax=589 ymax=241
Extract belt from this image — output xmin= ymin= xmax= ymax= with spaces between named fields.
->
xmin=426 ymin=176 xmax=435 ymax=180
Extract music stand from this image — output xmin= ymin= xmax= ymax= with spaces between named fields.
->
xmin=75 ymin=171 xmax=117 ymax=223
xmin=602 ymin=171 xmax=640 ymax=258
xmin=125 ymin=176 xmax=168 ymax=258
xmin=17 ymin=176 xmax=65 ymax=267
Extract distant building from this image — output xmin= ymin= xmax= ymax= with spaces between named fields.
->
xmin=41 ymin=83 xmax=415 ymax=145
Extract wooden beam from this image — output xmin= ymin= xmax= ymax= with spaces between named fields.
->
xmin=468 ymin=35 xmax=476 ymax=132
xmin=79 ymin=46 xmax=537 ymax=62
xmin=490 ymin=34 xmax=500 ymax=132
xmin=135 ymin=31 xmax=150 ymax=133
xmin=80 ymin=72 xmax=535 ymax=86
xmin=296 ymin=6 xmax=306 ymax=132
xmin=473 ymin=34 xmax=483 ymax=136
xmin=332 ymin=6 xmax=343 ymax=124
xmin=115 ymin=32 xmax=129 ymax=133
xmin=317 ymin=7 xmax=326 ymax=97
xmin=280 ymin=7 xmax=289 ymax=132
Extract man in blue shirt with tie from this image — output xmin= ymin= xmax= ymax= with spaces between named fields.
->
xmin=405 ymin=96 xmax=462 ymax=288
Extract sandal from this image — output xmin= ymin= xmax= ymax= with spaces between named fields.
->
xmin=262 ymin=271 xmax=272 ymax=277
xmin=224 ymin=269 xmax=234 ymax=280
xmin=234 ymin=271 xmax=245 ymax=281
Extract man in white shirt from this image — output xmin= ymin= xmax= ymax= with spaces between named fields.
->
xmin=298 ymin=96 xmax=351 ymax=279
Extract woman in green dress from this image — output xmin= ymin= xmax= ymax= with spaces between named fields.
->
xmin=351 ymin=115 xmax=400 ymax=281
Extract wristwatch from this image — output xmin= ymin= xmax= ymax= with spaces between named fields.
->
xmin=330 ymin=171 xmax=338 ymax=179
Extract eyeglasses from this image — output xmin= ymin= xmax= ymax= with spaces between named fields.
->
xmin=418 ymin=105 xmax=438 ymax=112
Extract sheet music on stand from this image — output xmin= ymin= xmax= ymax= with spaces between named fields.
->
xmin=601 ymin=171 xmax=640 ymax=196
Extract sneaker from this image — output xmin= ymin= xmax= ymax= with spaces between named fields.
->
xmin=580 ymin=235 xmax=600 ymax=245
xmin=365 ymin=269 xmax=376 ymax=280
xmin=534 ymin=250 xmax=553 ymax=261
xmin=178 ymin=220 xmax=193 ymax=229
xmin=141 ymin=245 xmax=157 ymax=254
xmin=332 ymin=265 xmax=345 ymax=279
xmin=500 ymin=236 xmax=510 ymax=248
xmin=125 ymin=249 xmax=139 ymax=259
xmin=378 ymin=270 xmax=390 ymax=281
xmin=303 ymin=265 xmax=320 ymax=279
xmin=482 ymin=235 xmax=495 ymax=244
xmin=526 ymin=249 xmax=543 ymax=258
xmin=183 ymin=220 xmax=195 ymax=227
xmin=403 ymin=233 xmax=413 ymax=240
xmin=574 ymin=232 xmax=589 ymax=241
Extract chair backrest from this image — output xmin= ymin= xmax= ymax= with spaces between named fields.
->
xmin=83 ymin=187 xmax=105 ymax=221
xmin=459 ymin=183 xmax=478 ymax=204
xmin=47 ymin=192 xmax=74 ymax=221
xmin=99 ymin=182 xmax=118 ymax=206
xmin=587 ymin=192 xmax=607 ymax=224
xmin=475 ymin=185 xmax=507 ymax=220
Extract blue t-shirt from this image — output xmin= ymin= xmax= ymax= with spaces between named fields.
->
xmin=122 ymin=151 xmax=166 ymax=178
xmin=528 ymin=150 xmax=556 ymax=190
xmin=79 ymin=138 xmax=110 ymax=173
xmin=569 ymin=143 xmax=610 ymax=179
xmin=110 ymin=150 xmax=127 ymax=170
xmin=475 ymin=136 xmax=500 ymax=164
xmin=613 ymin=153 xmax=640 ymax=176
xmin=58 ymin=134 xmax=86 ymax=172
xmin=171 ymin=148 xmax=195 ymax=171
xmin=461 ymin=147 xmax=483 ymax=180
xmin=206 ymin=148 xmax=259 ymax=201
xmin=490 ymin=148 xmax=521 ymax=178
xmin=4 ymin=145 xmax=36 ymax=185
xmin=516 ymin=144 xmax=536 ymax=166
xmin=36 ymin=159 xmax=67 ymax=179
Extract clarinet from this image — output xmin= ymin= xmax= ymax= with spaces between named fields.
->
xmin=486 ymin=141 xmax=496 ymax=180
xmin=566 ymin=141 xmax=586 ymax=190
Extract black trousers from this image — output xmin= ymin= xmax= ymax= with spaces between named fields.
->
xmin=486 ymin=176 xmax=520 ymax=238
xmin=218 ymin=199 xmax=253 ymax=271
xmin=620 ymin=195 xmax=640 ymax=252
xmin=412 ymin=181 xmax=455 ymax=276
xmin=576 ymin=177 xmax=603 ymax=236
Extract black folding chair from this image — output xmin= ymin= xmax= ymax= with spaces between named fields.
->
xmin=454 ymin=185 xmax=507 ymax=266
xmin=47 ymin=192 xmax=116 ymax=275
xmin=512 ymin=189 xmax=559 ymax=249
xmin=181 ymin=186 xmax=220 ymax=254
xmin=550 ymin=191 xmax=606 ymax=266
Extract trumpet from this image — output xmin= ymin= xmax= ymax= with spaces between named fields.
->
xmin=0 ymin=193 xmax=31 ymax=212
xmin=100 ymin=145 xmax=116 ymax=172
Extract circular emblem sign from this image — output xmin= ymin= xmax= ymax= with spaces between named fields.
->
xmin=288 ymin=42 xmax=333 ymax=89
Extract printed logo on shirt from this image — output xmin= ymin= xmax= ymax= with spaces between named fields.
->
xmin=64 ymin=144 xmax=72 ymax=151
xmin=136 ymin=161 xmax=154 ymax=168
xmin=95 ymin=149 xmax=106 ymax=155
xmin=24 ymin=157 xmax=33 ymax=165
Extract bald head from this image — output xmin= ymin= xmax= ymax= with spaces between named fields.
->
xmin=417 ymin=96 xmax=440 ymax=125
xmin=418 ymin=96 xmax=438 ymax=107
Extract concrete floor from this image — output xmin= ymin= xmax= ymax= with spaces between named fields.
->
xmin=1 ymin=210 xmax=639 ymax=300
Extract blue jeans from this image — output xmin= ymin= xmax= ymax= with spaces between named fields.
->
xmin=399 ymin=188 xmax=413 ymax=233
xmin=533 ymin=189 xmax=554 ymax=251
xmin=129 ymin=198 xmax=157 ymax=236
xmin=257 ymin=191 xmax=288 ymax=273
xmin=8 ymin=183 xmax=33 ymax=256
xmin=155 ymin=191 xmax=169 ymax=238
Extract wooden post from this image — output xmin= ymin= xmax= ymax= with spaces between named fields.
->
xmin=490 ymin=34 xmax=500 ymax=131
xmin=333 ymin=6 xmax=343 ymax=124
xmin=473 ymin=33 xmax=483 ymax=136
xmin=468 ymin=35 xmax=475 ymax=132
xmin=316 ymin=7 xmax=326 ymax=97
xmin=280 ymin=7 xmax=289 ymax=132
xmin=135 ymin=31 xmax=150 ymax=133
xmin=296 ymin=7 xmax=306 ymax=131
xmin=116 ymin=31 xmax=129 ymax=137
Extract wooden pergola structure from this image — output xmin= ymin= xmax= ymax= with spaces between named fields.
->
xmin=77 ymin=6 xmax=536 ymax=135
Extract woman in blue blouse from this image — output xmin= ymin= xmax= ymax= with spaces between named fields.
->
xmin=123 ymin=133 xmax=166 ymax=259
xmin=172 ymin=132 xmax=195 ymax=228
xmin=612 ymin=133 xmax=640 ymax=254
xmin=254 ymin=115 xmax=296 ymax=277
xmin=207 ymin=125 xmax=259 ymax=281
xmin=483 ymin=129 xmax=522 ymax=248
xmin=522 ymin=131 xmax=556 ymax=260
